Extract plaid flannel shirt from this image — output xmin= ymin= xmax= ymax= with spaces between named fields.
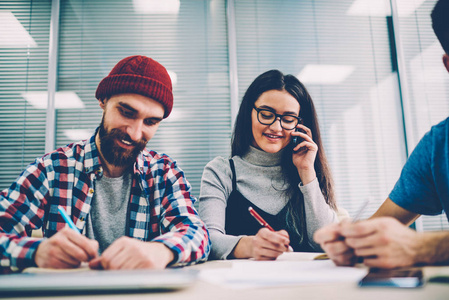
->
xmin=0 ymin=132 xmax=210 ymax=272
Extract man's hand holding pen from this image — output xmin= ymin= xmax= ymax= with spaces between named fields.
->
xmin=313 ymin=200 xmax=370 ymax=266
xmin=34 ymin=207 xmax=99 ymax=269
xmin=34 ymin=227 xmax=99 ymax=269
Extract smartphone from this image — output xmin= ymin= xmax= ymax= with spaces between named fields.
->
xmin=291 ymin=128 xmax=306 ymax=146
xmin=292 ymin=118 xmax=306 ymax=146
xmin=359 ymin=268 xmax=424 ymax=288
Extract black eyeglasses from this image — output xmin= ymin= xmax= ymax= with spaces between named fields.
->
xmin=253 ymin=106 xmax=302 ymax=130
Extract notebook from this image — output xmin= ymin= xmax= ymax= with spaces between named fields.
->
xmin=0 ymin=268 xmax=198 ymax=296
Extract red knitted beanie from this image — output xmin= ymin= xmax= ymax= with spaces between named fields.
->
xmin=95 ymin=55 xmax=173 ymax=118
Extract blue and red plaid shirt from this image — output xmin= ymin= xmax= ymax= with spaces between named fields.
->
xmin=0 ymin=131 xmax=210 ymax=272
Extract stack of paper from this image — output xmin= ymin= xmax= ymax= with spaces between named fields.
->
xmin=200 ymin=259 xmax=367 ymax=290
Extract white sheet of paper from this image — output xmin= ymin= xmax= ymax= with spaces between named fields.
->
xmin=199 ymin=259 xmax=367 ymax=290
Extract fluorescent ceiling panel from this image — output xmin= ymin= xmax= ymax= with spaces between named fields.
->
xmin=297 ymin=65 xmax=355 ymax=85
xmin=163 ymin=108 xmax=181 ymax=122
xmin=347 ymin=0 xmax=390 ymax=16
xmin=64 ymin=129 xmax=92 ymax=141
xmin=0 ymin=11 xmax=37 ymax=47
xmin=133 ymin=0 xmax=180 ymax=14
xmin=347 ymin=0 xmax=425 ymax=17
xmin=167 ymin=70 xmax=178 ymax=86
xmin=22 ymin=91 xmax=85 ymax=109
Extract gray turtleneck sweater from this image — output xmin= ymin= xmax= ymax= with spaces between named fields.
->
xmin=199 ymin=146 xmax=341 ymax=260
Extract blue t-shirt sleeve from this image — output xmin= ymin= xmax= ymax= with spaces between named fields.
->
xmin=389 ymin=130 xmax=443 ymax=215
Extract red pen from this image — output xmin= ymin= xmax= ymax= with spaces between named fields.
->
xmin=248 ymin=206 xmax=275 ymax=231
xmin=248 ymin=206 xmax=293 ymax=252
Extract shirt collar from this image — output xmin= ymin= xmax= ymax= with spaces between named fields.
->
xmin=82 ymin=130 xmax=103 ymax=176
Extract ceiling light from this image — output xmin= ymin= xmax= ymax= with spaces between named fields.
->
xmin=297 ymin=64 xmax=355 ymax=85
xmin=63 ymin=129 xmax=92 ymax=141
xmin=133 ymin=0 xmax=180 ymax=14
xmin=347 ymin=0 xmax=425 ymax=17
xmin=22 ymin=91 xmax=85 ymax=109
xmin=0 ymin=11 xmax=37 ymax=47
xmin=167 ymin=70 xmax=178 ymax=86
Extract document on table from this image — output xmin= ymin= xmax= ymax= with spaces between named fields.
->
xmin=199 ymin=259 xmax=368 ymax=290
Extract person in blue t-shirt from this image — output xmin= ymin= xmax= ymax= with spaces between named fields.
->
xmin=314 ymin=0 xmax=449 ymax=269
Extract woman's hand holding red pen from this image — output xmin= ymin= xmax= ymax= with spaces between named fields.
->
xmin=251 ymin=228 xmax=292 ymax=260
xmin=242 ymin=206 xmax=294 ymax=259
xmin=230 ymin=228 xmax=292 ymax=260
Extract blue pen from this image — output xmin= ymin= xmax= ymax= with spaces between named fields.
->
xmin=58 ymin=206 xmax=80 ymax=233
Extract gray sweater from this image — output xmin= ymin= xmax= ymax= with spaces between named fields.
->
xmin=199 ymin=146 xmax=339 ymax=260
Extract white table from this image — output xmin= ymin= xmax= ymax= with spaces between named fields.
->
xmin=3 ymin=253 xmax=449 ymax=300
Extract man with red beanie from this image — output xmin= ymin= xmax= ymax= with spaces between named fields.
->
xmin=0 ymin=55 xmax=210 ymax=272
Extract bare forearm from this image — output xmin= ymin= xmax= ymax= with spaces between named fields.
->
xmin=298 ymin=167 xmax=316 ymax=186
xmin=416 ymin=231 xmax=449 ymax=265
xmin=152 ymin=242 xmax=175 ymax=267
xmin=371 ymin=198 xmax=420 ymax=225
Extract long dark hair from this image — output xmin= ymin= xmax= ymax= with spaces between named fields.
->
xmin=231 ymin=70 xmax=336 ymax=242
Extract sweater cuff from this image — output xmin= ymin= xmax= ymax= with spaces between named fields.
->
xmin=298 ymin=177 xmax=319 ymax=194
xmin=209 ymin=232 xmax=244 ymax=260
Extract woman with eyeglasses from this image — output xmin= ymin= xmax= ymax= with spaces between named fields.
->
xmin=199 ymin=69 xmax=345 ymax=260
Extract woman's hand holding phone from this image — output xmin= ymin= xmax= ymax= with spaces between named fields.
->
xmin=291 ymin=124 xmax=318 ymax=185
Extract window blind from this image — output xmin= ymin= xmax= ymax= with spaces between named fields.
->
xmin=0 ymin=0 xmax=51 ymax=190
xmin=396 ymin=0 xmax=449 ymax=230
xmin=56 ymin=0 xmax=231 ymax=197
xmin=1 ymin=0 xmax=446 ymax=232
xmin=233 ymin=0 xmax=407 ymax=220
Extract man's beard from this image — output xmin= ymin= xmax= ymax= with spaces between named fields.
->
xmin=98 ymin=120 xmax=147 ymax=167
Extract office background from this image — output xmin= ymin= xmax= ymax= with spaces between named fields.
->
xmin=0 ymin=0 xmax=448 ymax=232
